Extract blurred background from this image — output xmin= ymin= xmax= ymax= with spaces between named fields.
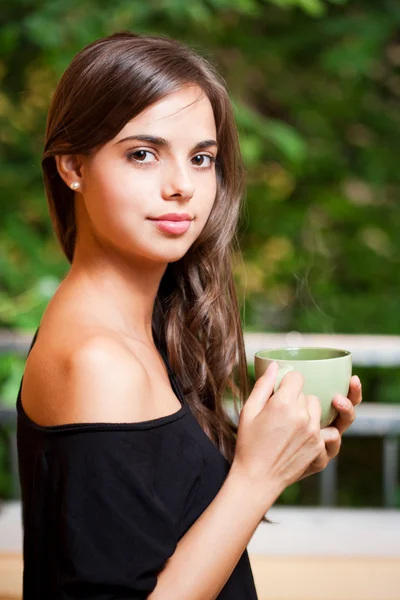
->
xmin=0 ymin=1 xmax=400 ymax=598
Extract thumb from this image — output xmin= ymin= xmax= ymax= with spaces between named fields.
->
xmin=245 ymin=361 xmax=279 ymax=419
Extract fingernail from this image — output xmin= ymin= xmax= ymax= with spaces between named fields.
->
xmin=353 ymin=376 xmax=361 ymax=388
xmin=337 ymin=396 xmax=346 ymax=408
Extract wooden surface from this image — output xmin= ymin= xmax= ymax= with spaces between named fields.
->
xmin=0 ymin=553 xmax=21 ymax=600
xmin=249 ymin=555 xmax=400 ymax=600
xmin=2 ymin=553 xmax=400 ymax=600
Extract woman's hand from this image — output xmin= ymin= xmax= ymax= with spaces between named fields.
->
xmin=297 ymin=375 xmax=363 ymax=481
xmin=233 ymin=363 xmax=330 ymax=506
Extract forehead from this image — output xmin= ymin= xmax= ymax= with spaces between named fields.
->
xmin=119 ymin=86 xmax=216 ymax=140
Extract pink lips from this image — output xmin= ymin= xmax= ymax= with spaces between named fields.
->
xmin=148 ymin=213 xmax=193 ymax=235
xmin=150 ymin=220 xmax=192 ymax=234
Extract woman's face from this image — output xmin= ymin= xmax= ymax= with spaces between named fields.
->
xmin=78 ymin=86 xmax=218 ymax=264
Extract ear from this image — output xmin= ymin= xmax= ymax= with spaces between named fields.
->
xmin=55 ymin=154 xmax=84 ymax=192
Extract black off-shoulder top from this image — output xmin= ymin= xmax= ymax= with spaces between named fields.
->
xmin=16 ymin=327 xmax=258 ymax=599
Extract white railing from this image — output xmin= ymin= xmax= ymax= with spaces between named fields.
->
xmin=244 ymin=331 xmax=400 ymax=367
xmin=1 ymin=330 xmax=400 ymax=507
xmin=245 ymin=332 xmax=400 ymax=507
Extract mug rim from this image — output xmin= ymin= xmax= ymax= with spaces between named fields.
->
xmin=254 ymin=346 xmax=351 ymax=361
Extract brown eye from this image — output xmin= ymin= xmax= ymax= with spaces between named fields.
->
xmin=133 ymin=150 xmax=147 ymax=161
xmin=127 ymin=150 xmax=156 ymax=164
xmin=192 ymin=154 xmax=215 ymax=168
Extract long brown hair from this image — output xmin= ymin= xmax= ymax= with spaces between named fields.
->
xmin=42 ymin=31 xmax=253 ymax=494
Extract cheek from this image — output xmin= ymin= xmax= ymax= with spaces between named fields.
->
xmin=85 ymin=165 xmax=154 ymax=227
xmin=195 ymin=177 xmax=217 ymax=223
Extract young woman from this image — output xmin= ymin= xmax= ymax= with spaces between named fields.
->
xmin=16 ymin=31 xmax=362 ymax=599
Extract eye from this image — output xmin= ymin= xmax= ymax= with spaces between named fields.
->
xmin=192 ymin=154 xmax=216 ymax=168
xmin=127 ymin=150 xmax=156 ymax=164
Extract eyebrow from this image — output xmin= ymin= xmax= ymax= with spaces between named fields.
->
xmin=116 ymin=134 xmax=218 ymax=152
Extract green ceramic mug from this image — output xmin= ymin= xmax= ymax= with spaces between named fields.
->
xmin=254 ymin=347 xmax=352 ymax=428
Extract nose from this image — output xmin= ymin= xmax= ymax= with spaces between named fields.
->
xmin=161 ymin=160 xmax=195 ymax=201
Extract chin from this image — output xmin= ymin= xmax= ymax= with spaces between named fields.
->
xmin=159 ymin=248 xmax=190 ymax=264
xmin=137 ymin=243 xmax=191 ymax=265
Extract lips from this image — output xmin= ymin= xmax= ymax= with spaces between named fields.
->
xmin=148 ymin=217 xmax=192 ymax=235
xmin=149 ymin=213 xmax=193 ymax=221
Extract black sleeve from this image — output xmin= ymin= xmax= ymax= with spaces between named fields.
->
xmin=52 ymin=429 xmax=179 ymax=599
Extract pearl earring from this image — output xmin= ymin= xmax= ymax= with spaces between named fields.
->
xmin=70 ymin=182 xmax=80 ymax=190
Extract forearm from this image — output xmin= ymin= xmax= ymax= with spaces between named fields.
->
xmin=149 ymin=466 xmax=279 ymax=600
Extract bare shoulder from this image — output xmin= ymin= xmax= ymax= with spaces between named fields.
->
xmin=64 ymin=335 xmax=152 ymax=424
xmin=23 ymin=333 xmax=153 ymax=427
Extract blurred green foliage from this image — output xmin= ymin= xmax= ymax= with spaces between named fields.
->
xmin=0 ymin=0 xmax=399 ymax=504
xmin=1 ymin=0 xmax=400 ymax=334
xmin=2 ymin=0 xmax=400 ymax=334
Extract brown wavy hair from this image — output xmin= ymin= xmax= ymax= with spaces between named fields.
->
xmin=42 ymin=32 xmax=264 ymax=518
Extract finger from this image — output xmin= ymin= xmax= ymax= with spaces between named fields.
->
xmin=247 ymin=361 xmax=279 ymax=418
xmin=321 ymin=427 xmax=341 ymax=459
xmin=331 ymin=395 xmax=356 ymax=435
xmin=348 ymin=375 xmax=362 ymax=406
xmin=298 ymin=429 xmax=341 ymax=480
xmin=304 ymin=446 xmax=328 ymax=475
xmin=276 ymin=370 xmax=305 ymax=399
xmin=305 ymin=393 xmax=322 ymax=429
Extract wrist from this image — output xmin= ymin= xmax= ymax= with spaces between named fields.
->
xmin=228 ymin=461 xmax=281 ymax=515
